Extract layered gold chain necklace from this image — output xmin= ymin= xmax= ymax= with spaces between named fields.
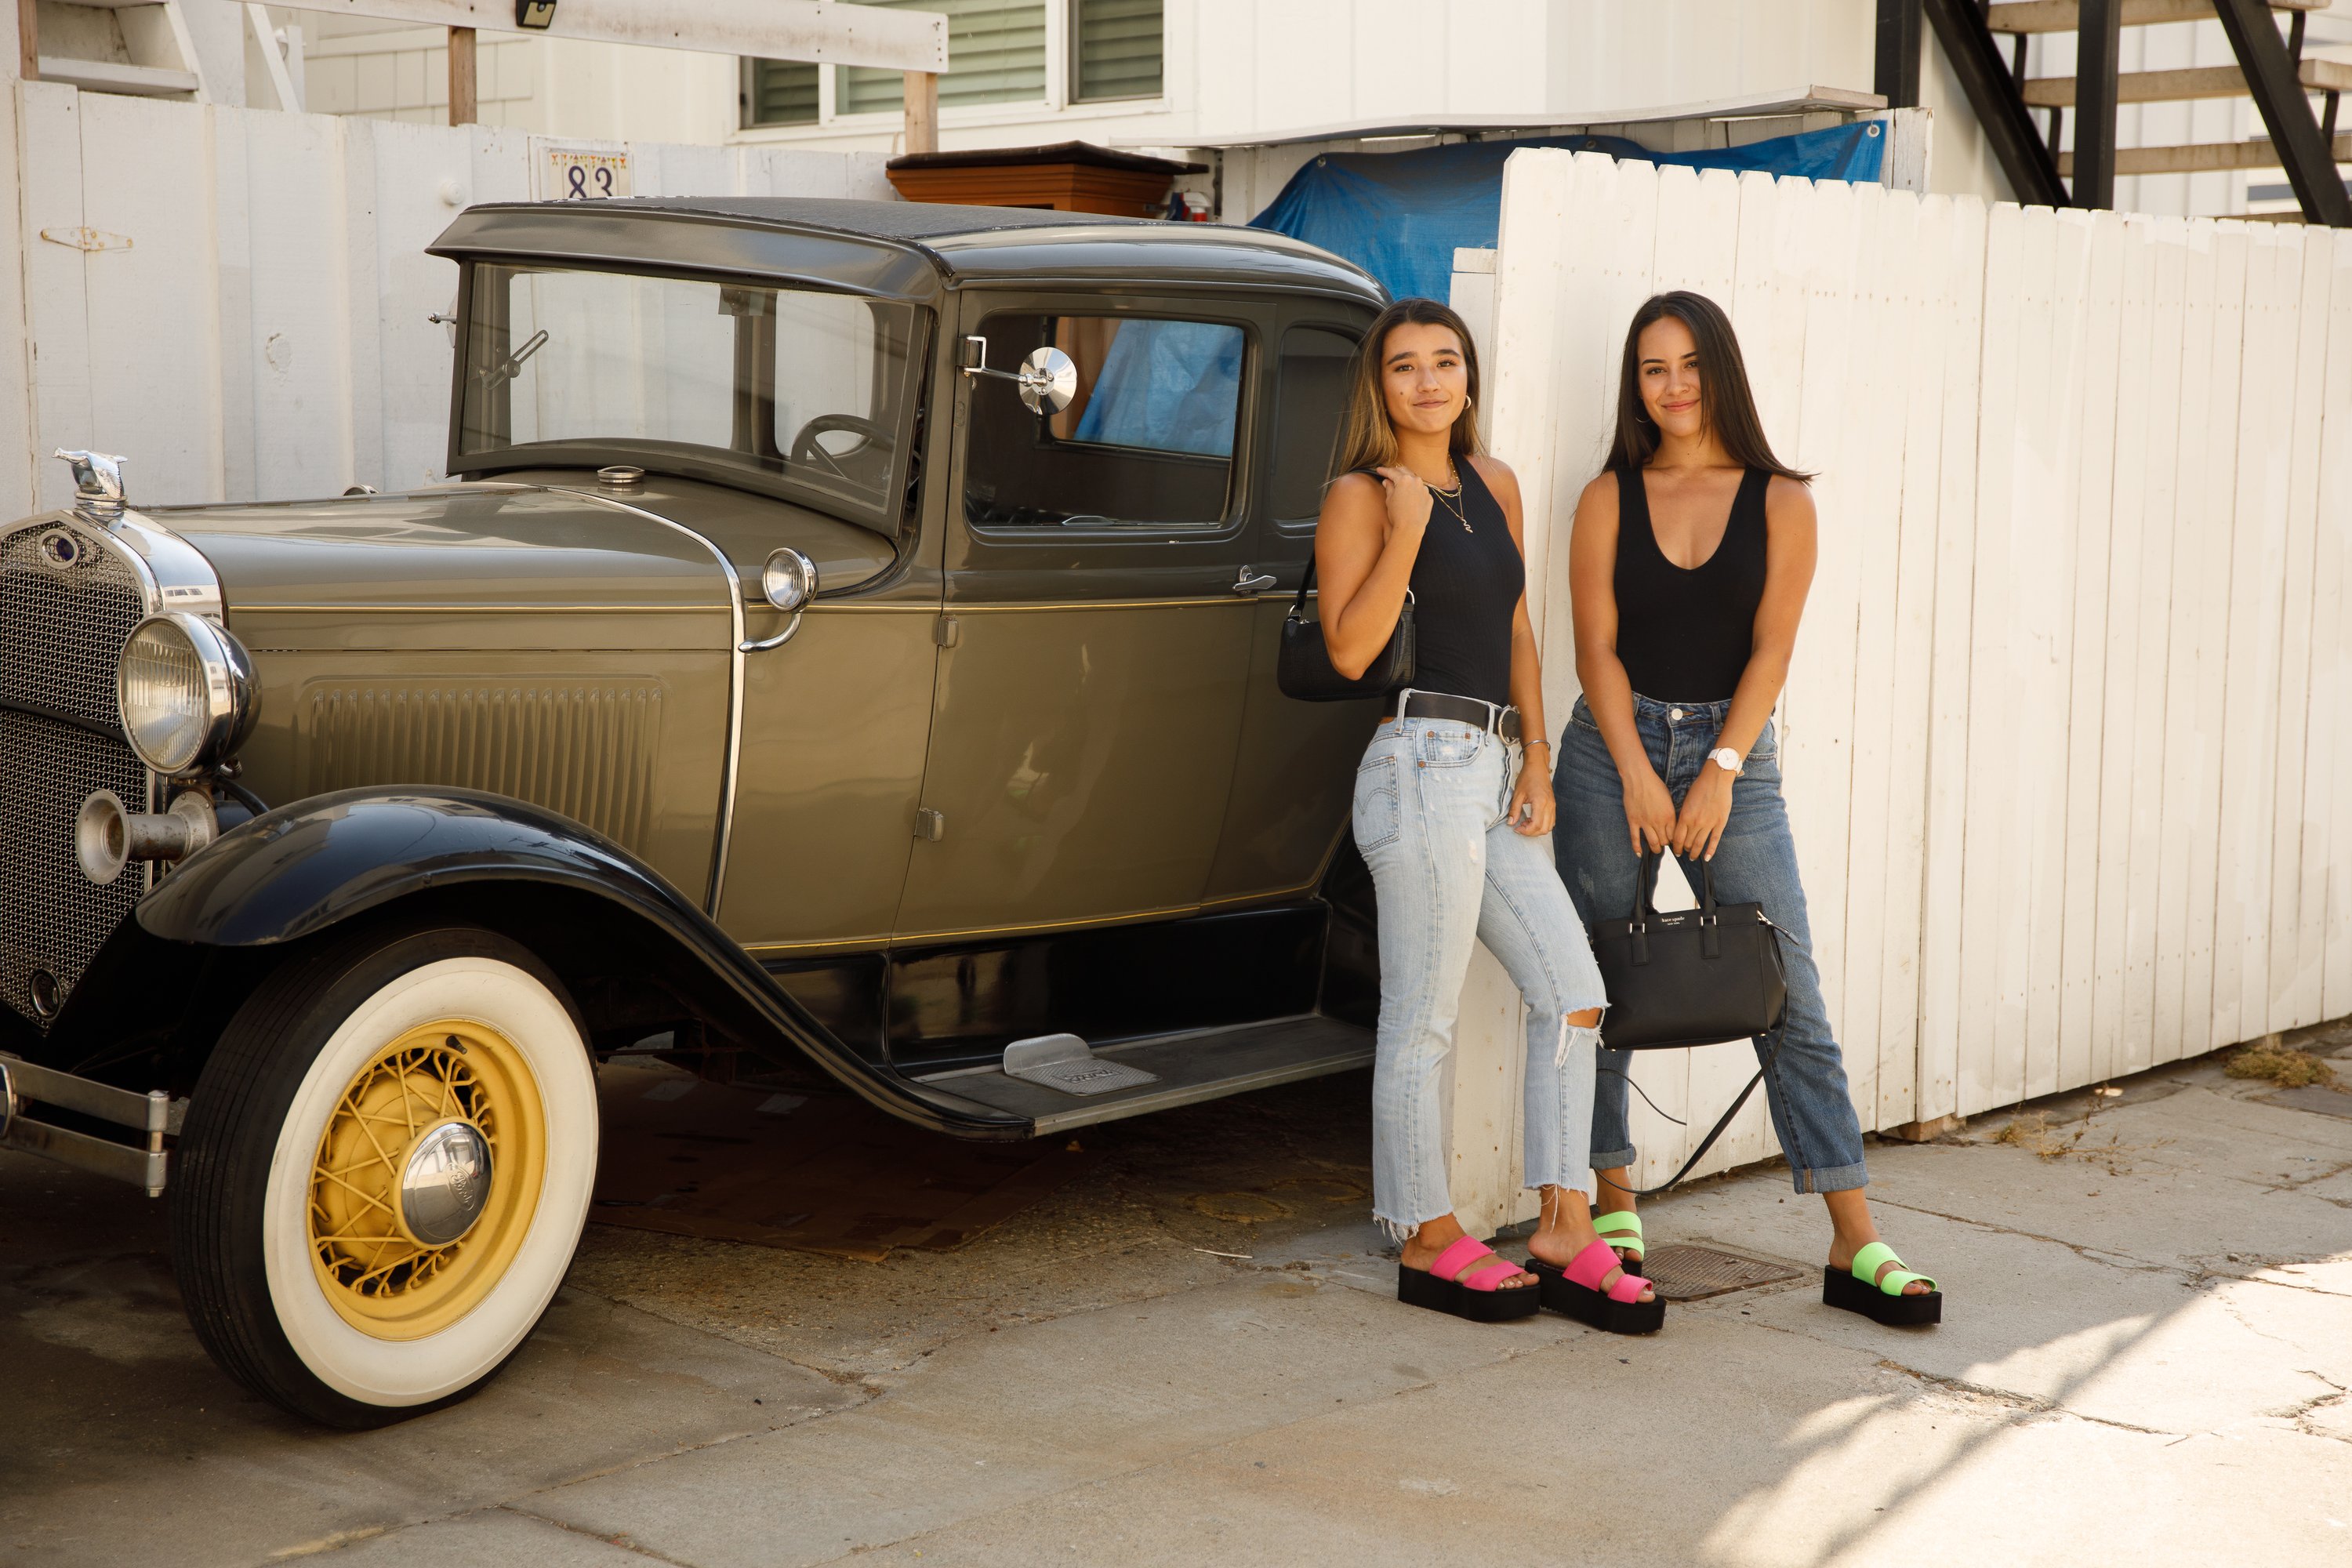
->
xmin=1424 ymin=464 xmax=1472 ymax=532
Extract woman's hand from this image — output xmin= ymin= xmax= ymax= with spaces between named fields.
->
xmin=1508 ymin=743 xmax=1555 ymax=837
xmin=1672 ymin=763 xmax=1734 ymax=860
xmin=1621 ymin=763 xmax=1676 ymax=856
xmin=1373 ymin=466 xmax=1434 ymax=538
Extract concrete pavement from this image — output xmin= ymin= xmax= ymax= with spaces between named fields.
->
xmin=4 ymin=1021 xmax=2348 ymax=1566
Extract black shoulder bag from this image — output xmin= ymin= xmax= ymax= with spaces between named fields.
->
xmin=1585 ymin=851 xmax=1791 ymax=1194
xmin=1276 ymin=557 xmax=1414 ymax=702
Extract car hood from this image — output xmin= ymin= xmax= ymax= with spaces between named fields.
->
xmin=151 ymin=483 xmax=731 ymax=618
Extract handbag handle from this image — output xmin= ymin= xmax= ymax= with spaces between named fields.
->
xmin=1289 ymin=554 xmax=1412 ymax=623
xmin=1629 ymin=851 xmax=1725 ymax=920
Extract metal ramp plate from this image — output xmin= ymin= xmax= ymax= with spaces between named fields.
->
xmin=1000 ymin=1033 xmax=1161 ymax=1097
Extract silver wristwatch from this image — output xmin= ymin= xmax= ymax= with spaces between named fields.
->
xmin=1708 ymin=746 xmax=1744 ymax=777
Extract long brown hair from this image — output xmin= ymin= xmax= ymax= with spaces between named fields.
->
xmin=1330 ymin=297 xmax=1486 ymax=478
xmin=1605 ymin=291 xmax=1809 ymax=480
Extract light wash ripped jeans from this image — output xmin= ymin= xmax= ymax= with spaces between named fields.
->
xmin=1352 ymin=705 xmax=1611 ymax=1240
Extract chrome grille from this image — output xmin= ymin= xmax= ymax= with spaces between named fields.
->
xmin=0 ymin=521 xmax=151 ymax=1026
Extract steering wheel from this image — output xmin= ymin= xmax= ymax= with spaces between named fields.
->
xmin=786 ymin=414 xmax=892 ymax=480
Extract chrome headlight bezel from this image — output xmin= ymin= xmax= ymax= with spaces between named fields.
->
xmin=115 ymin=612 xmax=258 ymax=775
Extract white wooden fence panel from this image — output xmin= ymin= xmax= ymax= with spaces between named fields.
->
xmin=2321 ymin=231 xmax=2352 ymax=1019
xmin=1915 ymin=194 xmax=1985 ymax=1124
xmin=2274 ymin=228 xmax=2333 ymax=1030
xmin=5 ymin=84 xmax=893 ymax=519
xmin=1470 ymin=152 xmax=2352 ymax=1194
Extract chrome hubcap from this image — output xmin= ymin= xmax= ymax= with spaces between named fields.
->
xmin=397 ymin=1120 xmax=493 ymax=1247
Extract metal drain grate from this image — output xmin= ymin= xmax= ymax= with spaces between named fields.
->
xmin=1639 ymin=1243 xmax=1804 ymax=1301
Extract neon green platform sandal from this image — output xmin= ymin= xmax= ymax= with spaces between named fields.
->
xmin=1823 ymin=1241 xmax=1941 ymax=1326
xmin=1593 ymin=1210 xmax=1645 ymax=1277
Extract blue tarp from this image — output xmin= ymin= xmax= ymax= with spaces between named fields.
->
xmin=1073 ymin=319 xmax=1245 ymax=456
xmin=1249 ymin=122 xmax=1886 ymax=303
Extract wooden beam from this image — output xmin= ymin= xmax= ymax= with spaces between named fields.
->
xmin=2073 ymin=0 xmax=2123 ymax=208
xmin=16 ymin=0 xmax=37 ymax=82
xmin=448 ymin=24 xmax=474 ymax=125
xmin=275 ymin=0 xmax=947 ymax=73
xmin=1987 ymin=0 xmax=2325 ymax=31
xmin=2022 ymin=57 xmax=2352 ymax=106
xmin=2211 ymin=0 xmax=2352 ymax=224
xmin=903 ymin=69 xmax=938 ymax=155
xmin=1922 ymin=0 xmax=2068 ymax=205
xmin=1875 ymin=0 xmax=1923 ymax=109
xmin=2056 ymin=130 xmax=2352 ymax=173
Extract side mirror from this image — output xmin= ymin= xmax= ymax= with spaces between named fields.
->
xmin=960 ymin=337 xmax=1077 ymax=416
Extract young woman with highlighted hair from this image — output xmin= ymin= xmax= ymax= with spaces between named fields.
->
xmin=1315 ymin=297 xmax=1659 ymax=1334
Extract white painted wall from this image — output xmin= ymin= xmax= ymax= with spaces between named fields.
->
xmin=1440 ymin=150 xmax=2352 ymax=1234
xmin=3 ymin=82 xmax=893 ymax=520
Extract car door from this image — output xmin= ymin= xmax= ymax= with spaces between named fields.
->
xmin=1203 ymin=310 xmax=1385 ymax=904
xmin=892 ymin=292 xmax=1272 ymax=942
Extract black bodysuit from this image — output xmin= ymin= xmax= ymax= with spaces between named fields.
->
xmin=1610 ymin=465 xmax=1769 ymax=702
xmin=1396 ymin=459 xmax=1523 ymax=708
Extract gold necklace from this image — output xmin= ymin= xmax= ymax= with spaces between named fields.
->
xmin=1425 ymin=463 xmax=1472 ymax=532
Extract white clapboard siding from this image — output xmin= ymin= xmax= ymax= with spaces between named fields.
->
xmin=5 ymin=83 xmax=893 ymax=518
xmin=1461 ymin=151 xmax=2352 ymax=1206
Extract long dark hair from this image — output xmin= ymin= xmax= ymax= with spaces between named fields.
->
xmin=1605 ymin=291 xmax=1809 ymax=480
xmin=1331 ymin=297 xmax=1486 ymax=477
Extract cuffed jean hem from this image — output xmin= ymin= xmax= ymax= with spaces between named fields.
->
xmin=1791 ymin=1160 xmax=1871 ymax=1196
xmin=1588 ymin=1145 xmax=1638 ymax=1171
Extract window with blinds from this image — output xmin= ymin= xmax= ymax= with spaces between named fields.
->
xmin=743 ymin=59 xmax=820 ymax=126
xmin=1073 ymin=0 xmax=1161 ymax=102
xmin=838 ymin=0 xmax=1046 ymax=116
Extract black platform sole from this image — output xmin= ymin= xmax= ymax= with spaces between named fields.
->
xmin=1527 ymin=1258 xmax=1665 ymax=1334
xmin=1822 ymin=1265 xmax=1943 ymax=1326
xmin=1396 ymin=1261 xmax=1541 ymax=1322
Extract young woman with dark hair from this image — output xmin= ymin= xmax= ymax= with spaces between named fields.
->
xmin=1551 ymin=290 xmax=1941 ymax=1326
xmin=1317 ymin=297 xmax=1658 ymax=1332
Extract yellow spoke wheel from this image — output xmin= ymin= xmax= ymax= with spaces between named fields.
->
xmin=307 ymin=1018 xmax=547 ymax=1341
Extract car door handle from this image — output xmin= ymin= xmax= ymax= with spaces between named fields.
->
xmin=1232 ymin=566 xmax=1278 ymax=595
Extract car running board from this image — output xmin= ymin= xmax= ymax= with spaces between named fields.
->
xmin=913 ymin=1014 xmax=1374 ymax=1135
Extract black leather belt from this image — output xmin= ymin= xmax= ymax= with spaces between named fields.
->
xmin=1385 ymin=691 xmax=1523 ymax=742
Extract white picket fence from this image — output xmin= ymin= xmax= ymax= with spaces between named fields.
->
xmin=2 ymin=82 xmax=893 ymax=521
xmin=1446 ymin=149 xmax=2352 ymax=1218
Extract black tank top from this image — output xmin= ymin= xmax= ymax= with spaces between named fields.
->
xmin=1611 ymin=465 xmax=1769 ymax=702
xmin=1394 ymin=459 xmax=1523 ymax=708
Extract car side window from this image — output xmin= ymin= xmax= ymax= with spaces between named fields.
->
xmin=963 ymin=312 xmax=1246 ymax=530
xmin=1269 ymin=326 xmax=1359 ymax=527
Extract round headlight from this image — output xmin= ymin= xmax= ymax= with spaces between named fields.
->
xmin=760 ymin=547 xmax=816 ymax=614
xmin=117 ymin=612 xmax=256 ymax=775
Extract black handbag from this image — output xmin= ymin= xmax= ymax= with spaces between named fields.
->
xmin=1276 ymin=558 xmax=1414 ymax=702
xmin=1586 ymin=851 xmax=1791 ymax=1194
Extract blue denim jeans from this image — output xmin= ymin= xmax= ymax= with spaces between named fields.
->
xmin=1551 ymin=693 xmax=1868 ymax=1193
xmin=1354 ymin=709 xmax=1611 ymax=1237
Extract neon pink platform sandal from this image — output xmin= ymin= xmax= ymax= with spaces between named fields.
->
xmin=1529 ymin=1239 xmax=1665 ymax=1334
xmin=1396 ymin=1235 xmax=1541 ymax=1323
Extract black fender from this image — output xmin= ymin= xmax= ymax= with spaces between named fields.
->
xmin=136 ymin=787 xmax=1028 ymax=1138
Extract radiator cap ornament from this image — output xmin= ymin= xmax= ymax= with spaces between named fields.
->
xmin=53 ymin=449 xmax=126 ymax=523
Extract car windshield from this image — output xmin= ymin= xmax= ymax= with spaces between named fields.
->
xmin=456 ymin=264 xmax=920 ymax=518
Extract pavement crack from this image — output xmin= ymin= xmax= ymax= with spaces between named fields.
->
xmin=497 ymin=1504 xmax=699 ymax=1566
xmin=1869 ymin=1359 xmax=2187 ymax=1439
xmin=1864 ymin=1196 xmax=2181 ymax=1274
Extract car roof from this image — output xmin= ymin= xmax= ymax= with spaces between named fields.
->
xmin=430 ymin=197 xmax=1385 ymax=306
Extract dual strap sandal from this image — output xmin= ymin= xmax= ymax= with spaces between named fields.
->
xmin=1396 ymin=1236 xmax=1541 ymax=1323
xmin=1822 ymin=1241 xmax=1942 ymax=1327
xmin=1592 ymin=1210 xmax=1645 ymax=1277
xmin=1528 ymin=1239 xmax=1664 ymax=1335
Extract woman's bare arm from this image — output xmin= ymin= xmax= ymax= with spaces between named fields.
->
xmin=1476 ymin=457 xmax=1555 ymax=835
xmin=1315 ymin=469 xmax=1430 ymax=680
xmin=1714 ymin=476 xmax=1816 ymax=759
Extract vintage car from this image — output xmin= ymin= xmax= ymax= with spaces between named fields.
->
xmin=0 ymin=198 xmax=1391 ymax=1425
